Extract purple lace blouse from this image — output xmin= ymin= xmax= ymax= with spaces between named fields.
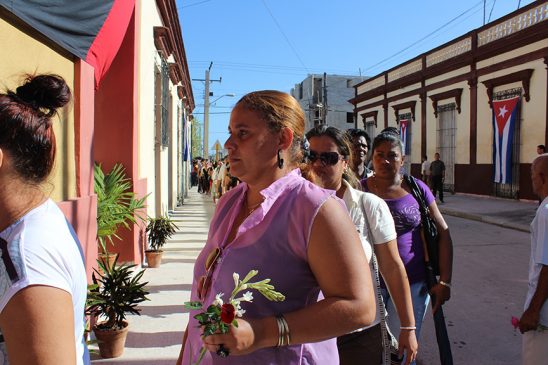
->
xmin=362 ymin=177 xmax=435 ymax=284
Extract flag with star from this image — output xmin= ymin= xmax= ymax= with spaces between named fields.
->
xmin=492 ymin=96 xmax=520 ymax=184
xmin=400 ymin=119 xmax=410 ymax=156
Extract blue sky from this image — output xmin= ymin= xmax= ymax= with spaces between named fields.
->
xmin=177 ymin=0 xmax=535 ymax=155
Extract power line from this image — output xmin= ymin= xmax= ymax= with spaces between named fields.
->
xmin=178 ymin=0 xmax=213 ymax=9
xmin=361 ymin=0 xmax=487 ymax=74
xmin=488 ymin=0 xmax=497 ymax=23
xmin=261 ymin=0 xmax=310 ymax=74
xmin=368 ymin=2 xmax=486 ymax=72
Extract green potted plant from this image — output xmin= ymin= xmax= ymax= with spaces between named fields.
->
xmin=86 ymin=255 xmax=149 ymax=358
xmin=145 ymin=214 xmax=178 ymax=268
xmin=95 ymin=163 xmax=147 ymax=266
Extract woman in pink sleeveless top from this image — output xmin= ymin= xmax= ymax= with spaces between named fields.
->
xmin=177 ymin=90 xmax=376 ymax=365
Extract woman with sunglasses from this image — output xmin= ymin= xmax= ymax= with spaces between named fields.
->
xmin=177 ymin=90 xmax=376 ymax=365
xmin=363 ymin=132 xmax=453 ymax=364
xmin=0 ymin=75 xmax=89 ymax=364
xmin=305 ymin=125 xmax=417 ymax=365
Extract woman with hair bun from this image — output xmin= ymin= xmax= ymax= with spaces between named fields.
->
xmin=0 ymin=74 xmax=90 ymax=364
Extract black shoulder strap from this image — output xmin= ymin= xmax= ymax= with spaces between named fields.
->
xmin=0 ymin=237 xmax=20 ymax=283
xmin=404 ymin=175 xmax=429 ymax=218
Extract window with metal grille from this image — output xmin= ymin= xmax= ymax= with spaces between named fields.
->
xmin=346 ymin=112 xmax=354 ymax=124
xmin=398 ymin=112 xmax=412 ymax=175
xmin=436 ymin=103 xmax=456 ymax=193
xmin=159 ymin=59 xmax=170 ymax=147
xmin=365 ymin=120 xmax=375 ymax=142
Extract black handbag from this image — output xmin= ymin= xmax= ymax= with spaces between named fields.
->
xmin=405 ymin=175 xmax=454 ymax=365
xmin=404 ymin=175 xmax=440 ymax=276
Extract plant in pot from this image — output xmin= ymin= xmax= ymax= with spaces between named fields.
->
xmin=95 ymin=162 xmax=147 ymax=267
xmin=86 ymin=255 xmax=149 ymax=358
xmin=145 ymin=214 xmax=178 ymax=268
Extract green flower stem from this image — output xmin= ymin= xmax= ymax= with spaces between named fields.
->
xmin=193 ymin=347 xmax=207 ymax=365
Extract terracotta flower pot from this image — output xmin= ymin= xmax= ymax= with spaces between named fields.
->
xmin=98 ymin=253 xmax=117 ymax=274
xmin=145 ymin=250 xmax=163 ymax=268
xmin=93 ymin=321 xmax=129 ymax=358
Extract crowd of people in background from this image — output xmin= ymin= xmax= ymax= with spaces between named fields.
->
xmin=191 ymin=156 xmax=240 ymax=202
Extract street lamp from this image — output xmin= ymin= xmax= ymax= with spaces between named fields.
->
xmin=204 ymin=93 xmax=235 ymax=159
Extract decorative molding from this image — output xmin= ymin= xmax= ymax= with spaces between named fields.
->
xmin=168 ymin=61 xmax=183 ymax=85
xmin=429 ymin=88 xmax=463 ymax=117
xmin=392 ymin=100 xmax=416 ymax=122
xmin=360 ymin=110 xmax=378 ymax=128
xmin=355 ymin=48 xmax=546 ymax=113
xmin=350 ymin=2 xmax=547 ymax=107
xmin=481 ymin=69 xmax=533 ymax=108
xmin=155 ymin=0 xmax=195 ymax=111
xmin=153 ymin=26 xmax=174 ymax=58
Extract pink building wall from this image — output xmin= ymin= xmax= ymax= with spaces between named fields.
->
xmin=93 ymin=11 xmax=147 ymax=264
xmin=57 ymin=60 xmax=98 ymax=281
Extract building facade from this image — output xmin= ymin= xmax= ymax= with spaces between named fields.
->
xmin=291 ymin=74 xmax=364 ymax=132
xmin=351 ymin=1 xmax=547 ymax=200
xmin=0 ymin=0 xmax=195 ymax=275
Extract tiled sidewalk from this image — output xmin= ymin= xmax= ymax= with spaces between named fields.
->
xmin=91 ymin=187 xmax=215 ymax=364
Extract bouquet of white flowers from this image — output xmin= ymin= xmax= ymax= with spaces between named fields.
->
xmin=185 ymin=269 xmax=285 ymax=364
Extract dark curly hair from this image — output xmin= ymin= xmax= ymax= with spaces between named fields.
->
xmin=0 ymin=74 xmax=71 ymax=183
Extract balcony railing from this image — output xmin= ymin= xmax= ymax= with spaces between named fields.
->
xmin=478 ymin=2 xmax=547 ymax=46
xmin=426 ymin=37 xmax=472 ymax=67
xmin=358 ymin=1 xmax=547 ymax=91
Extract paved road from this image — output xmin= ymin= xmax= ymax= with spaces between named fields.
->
xmin=417 ymin=215 xmax=529 ymax=365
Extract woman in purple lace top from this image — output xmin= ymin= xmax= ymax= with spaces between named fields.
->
xmin=177 ymin=90 xmax=376 ymax=365
xmin=362 ymin=131 xmax=453 ymax=363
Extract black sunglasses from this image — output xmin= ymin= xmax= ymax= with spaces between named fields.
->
xmin=308 ymin=150 xmax=345 ymax=166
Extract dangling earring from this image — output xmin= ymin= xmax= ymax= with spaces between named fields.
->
xmin=277 ymin=149 xmax=284 ymax=169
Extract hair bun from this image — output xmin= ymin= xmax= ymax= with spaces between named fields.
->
xmin=16 ymin=74 xmax=71 ymax=116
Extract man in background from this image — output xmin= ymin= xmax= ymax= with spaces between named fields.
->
xmin=430 ymin=152 xmax=445 ymax=203
xmin=519 ymin=153 xmax=548 ymax=364
xmin=537 ymin=145 xmax=546 ymax=155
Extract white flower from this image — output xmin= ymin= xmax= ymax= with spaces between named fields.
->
xmin=235 ymin=307 xmax=246 ymax=317
xmin=241 ymin=291 xmax=253 ymax=302
xmin=212 ymin=293 xmax=224 ymax=306
xmin=233 ymin=273 xmax=240 ymax=288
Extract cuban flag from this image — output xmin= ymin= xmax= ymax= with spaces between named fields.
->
xmin=492 ymin=96 xmax=520 ymax=184
xmin=400 ymin=119 xmax=410 ymax=156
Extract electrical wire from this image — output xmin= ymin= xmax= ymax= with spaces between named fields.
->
xmin=261 ymin=0 xmax=310 ymax=74
xmin=488 ymin=0 xmax=497 ymax=23
xmin=361 ymin=0 xmax=488 ymax=74
xmin=179 ymin=0 xmax=213 ymax=9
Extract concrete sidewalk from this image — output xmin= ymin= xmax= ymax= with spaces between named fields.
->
xmin=91 ymin=187 xmax=215 ymax=364
xmin=90 ymin=187 xmax=539 ymax=364
xmin=437 ymin=192 xmax=538 ymax=232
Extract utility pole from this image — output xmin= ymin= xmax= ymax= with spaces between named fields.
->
xmin=192 ymin=62 xmax=221 ymax=158
xmin=323 ymin=72 xmax=328 ymax=124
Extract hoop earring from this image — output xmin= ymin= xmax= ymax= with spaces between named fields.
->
xmin=277 ymin=150 xmax=284 ymax=169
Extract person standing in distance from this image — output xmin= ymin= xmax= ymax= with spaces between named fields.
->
xmin=537 ymin=145 xmax=546 ymax=155
xmin=518 ymin=153 xmax=548 ymax=364
xmin=348 ymin=128 xmax=373 ymax=179
xmin=430 ymin=153 xmax=445 ymax=203
xmin=0 ymin=74 xmax=89 ymax=364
